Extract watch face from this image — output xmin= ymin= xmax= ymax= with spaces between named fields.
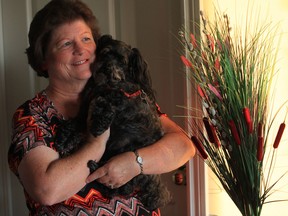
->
xmin=137 ymin=156 xmax=143 ymax=164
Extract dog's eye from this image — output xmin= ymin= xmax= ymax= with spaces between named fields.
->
xmin=99 ymin=47 xmax=111 ymax=55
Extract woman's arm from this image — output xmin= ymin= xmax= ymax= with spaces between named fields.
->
xmin=86 ymin=115 xmax=195 ymax=188
xmin=18 ymin=130 xmax=109 ymax=206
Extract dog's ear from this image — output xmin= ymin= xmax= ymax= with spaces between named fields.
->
xmin=97 ymin=35 xmax=113 ymax=48
xmin=96 ymin=35 xmax=114 ymax=57
xmin=129 ymin=48 xmax=152 ymax=93
xmin=129 ymin=48 xmax=157 ymax=101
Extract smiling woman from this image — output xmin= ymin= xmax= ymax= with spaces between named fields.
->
xmin=43 ymin=20 xmax=96 ymax=115
xmin=6 ymin=0 xmax=195 ymax=215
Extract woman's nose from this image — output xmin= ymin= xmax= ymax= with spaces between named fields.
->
xmin=73 ymin=42 xmax=84 ymax=55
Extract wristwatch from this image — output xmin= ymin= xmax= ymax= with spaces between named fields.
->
xmin=134 ymin=150 xmax=143 ymax=174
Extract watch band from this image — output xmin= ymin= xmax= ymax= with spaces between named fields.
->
xmin=133 ymin=150 xmax=143 ymax=174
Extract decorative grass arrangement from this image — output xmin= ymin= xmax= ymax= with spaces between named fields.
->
xmin=179 ymin=10 xmax=287 ymax=216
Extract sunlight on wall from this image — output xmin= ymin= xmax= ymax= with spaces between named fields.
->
xmin=200 ymin=0 xmax=288 ymax=215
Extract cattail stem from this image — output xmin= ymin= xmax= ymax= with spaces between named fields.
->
xmin=191 ymin=136 xmax=208 ymax=159
xmin=203 ymin=117 xmax=215 ymax=143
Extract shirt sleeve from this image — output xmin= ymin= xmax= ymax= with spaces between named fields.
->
xmin=156 ymin=103 xmax=167 ymax=117
xmin=8 ymin=106 xmax=54 ymax=177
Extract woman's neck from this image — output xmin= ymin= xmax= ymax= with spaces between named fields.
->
xmin=45 ymin=85 xmax=82 ymax=119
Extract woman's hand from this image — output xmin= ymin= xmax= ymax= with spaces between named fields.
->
xmin=86 ymin=151 xmax=139 ymax=188
xmin=86 ymin=116 xmax=195 ymax=188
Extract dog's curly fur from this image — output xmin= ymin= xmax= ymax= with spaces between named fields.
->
xmin=54 ymin=35 xmax=171 ymax=210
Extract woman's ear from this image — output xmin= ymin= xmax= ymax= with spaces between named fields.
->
xmin=41 ymin=61 xmax=48 ymax=71
xmin=39 ymin=61 xmax=49 ymax=78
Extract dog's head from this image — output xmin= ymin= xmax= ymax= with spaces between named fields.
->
xmin=92 ymin=35 xmax=155 ymax=99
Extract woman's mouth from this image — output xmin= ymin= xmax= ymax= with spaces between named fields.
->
xmin=72 ymin=59 xmax=88 ymax=66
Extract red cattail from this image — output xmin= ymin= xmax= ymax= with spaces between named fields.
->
xmin=214 ymin=57 xmax=220 ymax=71
xmin=197 ymin=85 xmax=206 ymax=99
xmin=202 ymin=51 xmax=209 ymax=68
xmin=216 ymin=39 xmax=222 ymax=51
xmin=203 ymin=117 xmax=214 ymax=143
xmin=191 ymin=136 xmax=208 ymax=159
xmin=243 ymin=107 xmax=253 ymax=133
xmin=225 ymin=36 xmax=231 ymax=50
xmin=228 ymin=120 xmax=241 ymax=145
xmin=273 ymin=123 xmax=286 ymax=149
xmin=202 ymin=117 xmax=220 ymax=148
xmin=206 ymin=34 xmax=215 ymax=52
xmin=257 ymin=136 xmax=264 ymax=161
xmin=258 ymin=122 xmax=263 ymax=137
xmin=211 ymin=125 xmax=221 ymax=148
xmin=180 ymin=55 xmax=193 ymax=68
xmin=190 ymin=33 xmax=198 ymax=49
xmin=208 ymin=84 xmax=223 ymax=101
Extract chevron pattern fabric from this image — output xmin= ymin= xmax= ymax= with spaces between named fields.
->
xmin=8 ymin=91 xmax=160 ymax=216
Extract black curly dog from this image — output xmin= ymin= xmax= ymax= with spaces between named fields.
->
xmin=54 ymin=35 xmax=171 ymax=210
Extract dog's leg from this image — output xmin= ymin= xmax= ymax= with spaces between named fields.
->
xmin=87 ymin=160 xmax=100 ymax=173
xmin=54 ymin=119 xmax=84 ymax=157
xmin=87 ymin=96 xmax=115 ymax=137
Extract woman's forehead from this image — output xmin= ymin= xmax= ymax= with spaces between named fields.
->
xmin=51 ymin=20 xmax=92 ymax=41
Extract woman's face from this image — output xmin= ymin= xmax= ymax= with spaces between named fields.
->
xmin=43 ymin=20 xmax=96 ymax=88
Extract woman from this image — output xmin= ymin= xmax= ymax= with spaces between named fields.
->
xmin=8 ymin=0 xmax=195 ymax=215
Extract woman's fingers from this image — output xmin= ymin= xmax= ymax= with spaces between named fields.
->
xmin=86 ymin=151 xmax=137 ymax=188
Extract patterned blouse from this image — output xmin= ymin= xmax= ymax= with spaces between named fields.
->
xmin=8 ymin=91 xmax=161 ymax=216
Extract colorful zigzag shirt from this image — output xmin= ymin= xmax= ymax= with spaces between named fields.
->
xmin=8 ymin=91 xmax=161 ymax=216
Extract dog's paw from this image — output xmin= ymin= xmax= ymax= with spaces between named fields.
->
xmin=87 ymin=160 xmax=100 ymax=173
xmin=88 ymin=96 xmax=115 ymax=136
xmin=54 ymin=120 xmax=82 ymax=156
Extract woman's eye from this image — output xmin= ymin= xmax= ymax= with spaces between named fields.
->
xmin=83 ymin=37 xmax=91 ymax=42
xmin=63 ymin=41 xmax=72 ymax=47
